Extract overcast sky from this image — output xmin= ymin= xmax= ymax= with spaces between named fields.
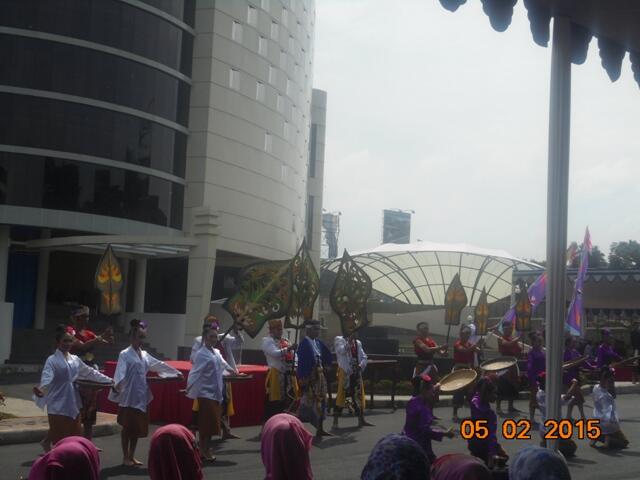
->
xmin=312 ymin=0 xmax=640 ymax=261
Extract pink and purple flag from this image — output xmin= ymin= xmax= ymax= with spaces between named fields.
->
xmin=566 ymin=228 xmax=591 ymax=337
xmin=501 ymin=272 xmax=547 ymax=331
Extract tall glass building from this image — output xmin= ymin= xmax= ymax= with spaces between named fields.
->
xmin=0 ymin=0 xmax=320 ymax=362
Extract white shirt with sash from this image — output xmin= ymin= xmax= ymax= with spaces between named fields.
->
xmin=334 ymin=336 xmax=367 ymax=376
xmin=186 ymin=346 xmax=235 ymax=402
xmin=190 ymin=332 xmax=244 ymax=371
xmin=34 ymin=349 xmax=112 ymax=418
xmin=108 ymin=346 xmax=180 ymax=412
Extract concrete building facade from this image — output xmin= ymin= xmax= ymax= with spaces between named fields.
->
xmin=0 ymin=0 xmax=319 ymax=362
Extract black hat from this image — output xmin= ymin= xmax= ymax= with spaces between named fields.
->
xmin=304 ymin=319 xmax=326 ymax=329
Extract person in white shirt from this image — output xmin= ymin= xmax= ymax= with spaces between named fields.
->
xmin=333 ymin=332 xmax=373 ymax=428
xmin=262 ymin=319 xmax=298 ymax=421
xmin=535 ymin=372 xmax=577 ymax=457
xmin=186 ymin=323 xmax=238 ymax=461
xmin=591 ymin=367 xmax=629 ymax=450
xmin=33 ymin=325 xmax=113 ymax=446
xmin=108 ymin=319 xmax=182 ymax=466
xmin=190 ymin=315 xmax=244 ymax=439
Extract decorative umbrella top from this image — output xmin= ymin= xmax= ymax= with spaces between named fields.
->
xmin=223 ymin=260 xmax=293 ymax=338
xmin=95 ymin=244 xmax=123 ymax=316
xmin=285 ymin=240 xmax=320 ymax=329
xmin=474 ymin=287 xmax=490 ymax=336
xmin=444 ymin=273 xmax=468 ymax=326
xmin=329 ymin=250 xmax=373 ymax=336
xmin=439 ymin=0 xmax=640 ymax=87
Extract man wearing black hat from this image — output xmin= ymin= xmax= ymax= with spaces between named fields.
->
xmin=296 ymin=319 xmax=333 ymax=438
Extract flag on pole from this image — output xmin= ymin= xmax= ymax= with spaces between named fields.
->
xmin=500 ymin=272 xmax=547 ymax=331
xmin=566 ymin=228 xmax=591 ymax=337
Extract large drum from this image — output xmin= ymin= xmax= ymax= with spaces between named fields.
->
xmin=438 ymin=369 xmax=477 ymax=394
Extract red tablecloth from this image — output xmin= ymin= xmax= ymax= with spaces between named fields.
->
xmin=98 ymin=361 xmax=268 ymax=427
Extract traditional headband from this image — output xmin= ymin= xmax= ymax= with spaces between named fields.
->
xmin=71 ymin=305 xmax=90 ymax=317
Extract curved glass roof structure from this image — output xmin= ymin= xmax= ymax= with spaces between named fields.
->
xmin=322 ymin=242 xmax=542 ymax=307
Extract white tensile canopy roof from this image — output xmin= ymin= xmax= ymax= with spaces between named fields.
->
xmin=322 ymin=241 xmax=541 ymax=307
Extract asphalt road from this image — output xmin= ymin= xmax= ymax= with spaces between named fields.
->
xmin=3 ymin=397 xmax=640 ymax=480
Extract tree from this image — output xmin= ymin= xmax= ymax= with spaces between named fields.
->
xmin=568 ymin=243 xmax=608 ymax=268
xmin=608 ymin=241 xmax=640 ymax=269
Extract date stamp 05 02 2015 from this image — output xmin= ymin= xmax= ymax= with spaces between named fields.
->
xmin=460 ymin=419 xmax=602 ymax=441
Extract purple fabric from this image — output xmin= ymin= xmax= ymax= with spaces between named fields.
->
xmin=362 ymin=434 xmax=430 ymax=480
xmin=527 ymin=348 xmax=546 ymax=384
xmin=566 ymin=228 xmax=591 ymax=336
xmin=431 ymin=454 xmax=491 ymax=480
xmin=468 ymin=393 xmax=497 ymax=457
xmin=596 ymin=343 xmax=622 ymax=368
xmin=500 ymin=273 xmax=547 ymax=330
xmin=29 ymin=436 xmax=100 ymax=480
xmin=402 ymin=396 xmax=444 ymax=461
xmin=563 ymin=348 xmax=595 ymax=385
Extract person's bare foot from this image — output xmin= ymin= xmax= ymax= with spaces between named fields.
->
xmin=222 ymin=431 xmax=240 ymax=440
xmin=317 ymin=429 xmax=334 ymax=437
xmin=201 ymin=454 xmax=217 ymax=462
xmin=132 ymin=458 xmax=143 ymax=466
xmin=123 ymin=458 xmax=135 ymax=466
xmin=359 ymin=420 xmax=375 ymax=427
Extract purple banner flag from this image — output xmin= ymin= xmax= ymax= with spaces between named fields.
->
xmin=566 ymin=228 xmax=591 ymax=337
xmin=501 ymin=272 xmax=547 ymax=331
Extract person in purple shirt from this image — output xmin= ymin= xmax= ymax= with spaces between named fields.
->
xmin=402 ymin=373 xmax=454 ymax=463
xmin=467 ymin=376 xmax=508 ymax=469
xmin=597 ymin=329 xmax=622 ymax=368
xmin=563 ymin=335 xmax=595 ymax=419
xmin=527 ymin=331 xmax=545 ymax=423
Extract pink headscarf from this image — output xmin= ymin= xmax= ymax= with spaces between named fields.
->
xmin=28 ymin=436 xmax=100 ymax=480
xmin=431 ymin=454 xmax=492 ymax=480
xmin=261 ymin=413 xmax=313 ymax=480
xmin=148 ymin=424 xmax=203 ymax=480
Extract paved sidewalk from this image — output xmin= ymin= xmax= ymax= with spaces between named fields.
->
xmin=0 ymin=413 xmax=120 ymax=445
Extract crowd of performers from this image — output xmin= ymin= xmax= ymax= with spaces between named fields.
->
xmin=29 ymin=306 xmax=376 ymax=468
xmin=28 ymin=303 xmax=636 ymax=476
xmin=407 ymin=319 xmax=632 ymax=469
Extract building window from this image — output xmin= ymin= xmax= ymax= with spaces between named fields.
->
xmin=281 ymin=164 xmax=288 ymax=180
xmin=261 ymin=0 xmax=270 ymax=11
xmin=276 ymin=94 xmax=284 ymax=113
xmin=247 ymin=5 xmax=258 ymax=26
xmin=281 ymin=7 xmax=288 ymax=26
xmin=309 ymin=124 xmax=317 ymax=177
xmin=280 ymin=50 xmax=287 ymax=68
xmin=288 ymin=35 xmax=295 ymax=52
xmin=229 ymin=69 xmax=240 ymax=90
xmin=286 ymin=78 xmax=292 ymax=96
xmin=232 ymin=21 xmax=243 ymax=43
xmin=306 ymin=195 xmax=314 ymax=249
xmin=258 ymin=36 xmax=268 ymax=56
xmin=283 ymin=121 xmax=290 ymax=140
xmin=271 ymin=21 xmax=279 ymax=40
xmin=268 ymin=65 xmax=276 ymax=85
xmin=264 ymin=132 xmax=272 ymax=152
xmin=256 ymin=81 xmax=265 ymax=101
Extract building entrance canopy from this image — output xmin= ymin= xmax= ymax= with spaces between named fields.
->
xmin=25 ymin=235 xmax=196 ymax=258
xmin=322 ymin=242 xmax=541 ymax=307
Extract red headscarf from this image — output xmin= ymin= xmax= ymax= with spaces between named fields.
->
xmin=148 ymin=424 xmax=203 ymax=480
xmin=431 ymin=454 xmax=492 ymax=480
xmin=28 ymin=436 xmax=100 ymax=480
xmin=261 ymin=413 xmax=313 ymax=480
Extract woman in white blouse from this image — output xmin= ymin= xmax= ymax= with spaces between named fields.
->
xmin=108 ymin=319 xmax=182 ymax=466
xmin=186 ymin=323 xmax=238 ymax=461
xmin=591 ymin=366 xmax=629 ymax=449
xmin=33 ymin=325 xmax=113 ymax=445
